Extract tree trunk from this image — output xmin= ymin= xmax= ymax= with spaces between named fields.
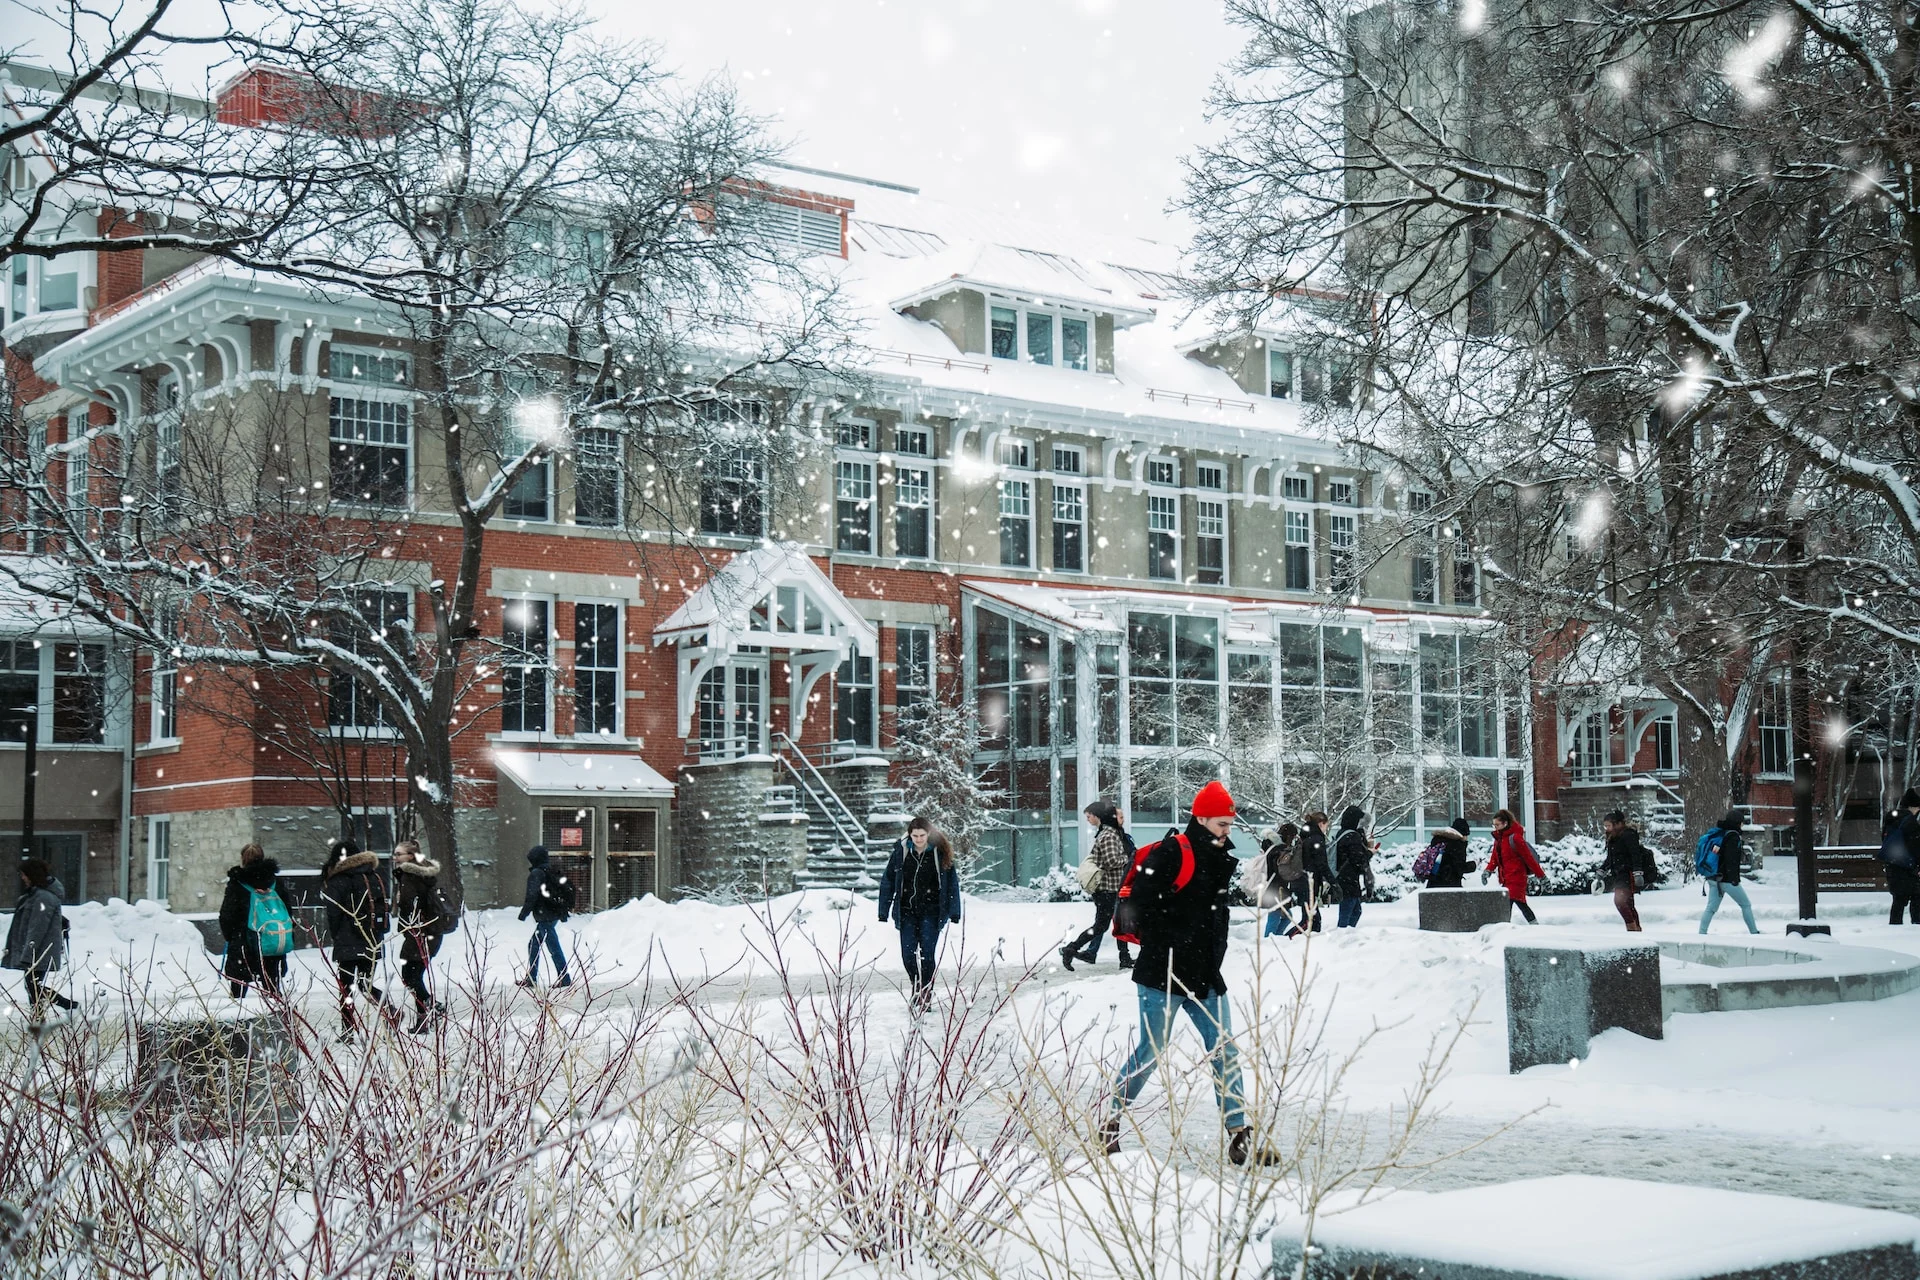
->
xmin=1674 ymin=696 xmax=1732 ymax=841
xmin=413 ymin=734 xmax=465 ymax=916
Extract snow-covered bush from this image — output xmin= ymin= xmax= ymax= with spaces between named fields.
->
xmin=1027 ymin=863 xmax=1090 ymax=903
xmin=1530 ymin=833 xmax=1609 ymax=895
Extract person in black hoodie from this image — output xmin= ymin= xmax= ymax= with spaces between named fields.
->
xmin=1601 ymin=810 xmax=1648 ymax=932
xmin=1333 ymin=805 xmax=1377 ymax=928
xmin=1286 ymin=812 xmax=1336 ymax=938
xmin=322 ymin=840 xmax=396 ymax=1039
xmin=391 ymin=840 xmax=452 ymax=1032
xmin=1423 ymin=817 xmax=1474 ymax=889
xmin=516 ymin=845 xmax=574 ymax=989
xmin=217 ymin=842 xmax=288 ymax=998
xmin=1102 ymin=780 xmax=1278 ymax=1168
xmin=1697 ymin=810 xmax=1759 ymax=935
xmin=1885 ymin=789 xmax=1920 ymax=925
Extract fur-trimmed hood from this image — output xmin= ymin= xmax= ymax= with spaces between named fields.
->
xmin=394 ymin=858 xmax=442 ymax=878
xmin=325 ymin=850 xmax=380 ymax=879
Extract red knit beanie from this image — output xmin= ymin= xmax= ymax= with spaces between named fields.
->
xmin=1190 ymin=780 xmax=1236 ymax=820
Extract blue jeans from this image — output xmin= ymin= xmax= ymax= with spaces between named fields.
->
xmin=1337 ymin=896 xmax=1363 ymax=928
xmin=1111 ymin=985 xmax=1248 ymax=1132
xmin=898 ymin=913 xmax=943 ymax=989
xmin=527 ymin=919 xmax=569 ymax=980
xmin=1700 ymin=882 xmax=1758 ymax=934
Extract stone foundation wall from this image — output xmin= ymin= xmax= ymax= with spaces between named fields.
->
xmin=676 ymin=759 xmax=806 ymax=896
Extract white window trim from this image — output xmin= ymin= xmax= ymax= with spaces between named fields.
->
xmin=1283 ymin=505 xmax=1315 ymax=592
xmin=835 ymin=415 xmax=877 ymax=451
xmin=1281 ymin=471 xmax=1313 ymax=503
xmin=894 ymin=622 xmax=937 ymax=711
xmin=987 ymin=300 xmax=1098 ymax=372
xmin=1195 ymin=496 xmax=1228 ymax=583
xmin=890 ymin=461 xmax=934 ymax=561
xmin=1327 ymin=476 xmax=1358 ymax=506
xmin=1051 ymin=443 xmax=1084 ymax=475
xmin=570 ymin=421 xmax=625 ymax=528
xmin=325 ymin=342 xmax=414 ymax=393
xmin=995 ymin=435 xmax=1034 ymax=470
xmin=497 ymin=593 xmax=556 ymax=740
xmin=1050 ymin=479 xmax=1087 ymax=574
xmin=1144 ymin=454 xmax=1180 ymax=489
xmin=149 ymin=631 xmax=180 ymax=747
xmin=569 ymin=597 xmax=626 ymax=740
xmin=891 ymin=424 xmax=933 ymax=458
xmin=327 ymin=390 xmax=416 ymax=511
xmin=999 ymin=476 xmax=1036 ymax=568
xmin=834 ymin=455 xmax=878 ymax=554
xmin=1266 ymin=345 xmax=1295 ymax=400
xmin=146 ymin=815 xmax=171 ymax=905
xmin=326 ymin=586 xmax=413 ymax=740
xmin=1147 ymin=490 xmax=1182 ymax=580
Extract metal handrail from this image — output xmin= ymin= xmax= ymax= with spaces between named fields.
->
xmin=774 ymin=732 xmax=868 ymax=855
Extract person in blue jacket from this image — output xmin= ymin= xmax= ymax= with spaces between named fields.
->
xmin=877 ymin=816 xmax=961 ymax=1011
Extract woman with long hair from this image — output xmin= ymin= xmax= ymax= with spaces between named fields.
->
xmin=877 ymin=815 xmax=961 ymax=1011
xmin=1062 ymin=799 xmax=1134 ymax=970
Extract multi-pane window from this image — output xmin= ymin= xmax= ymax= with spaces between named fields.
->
xmin=973 ymin=610 xmax=1051 ymax=751
xmin=1196 ymin=500 xmax=1225 ymax=585
xmin=988 ymin=307 xmax=1091 ymax=370
xmin=1268 ymin=349 xmax=1293 ymax=399
xmin=1197 ymin=464 xmax=1224 ymax=491
xmin=66 ymin=439 xmax=89 ymax=522
xmin=155 ymin=377 xmax=182 ymax=521
xmin=1758 ymin=677 xmax=1792 ymax=776
xmin=999 ymin=480 xmax=1032 ymax=567
xmin=1283 ymin=474 xmax=1310 ymax=501
xmin=148 ymin=816 xmax=171 ymax=904
xmin=329 ymin=347 xmax=410 ymax=388
xmin=51 ymin=642 xmax=106 ymax=743
xmin=1284 ymin=509 xmax=1312 ymax=590
xmin=329 ymin=397 xmax=410 ymax=506
xmin=1454 ymin=551 xmax=1478 ymax=605
xmin=1052 ymin=483 xmax=1085 ymax=572
xmin=698 ymin=401 xmax=767 ymax=537
xmin=1126 ymin=613 xmax=1220 ymax=822
xmin=573 ymin=602 xmax=621 ymax=737
xmin=997 ymin=438 xmax=1032 ymax=469
xmin=150 ymin=607 xmax=178 ymax=743
xmin=0 ymin=642 xmax=36 ymax=744
xmin=894 ymin=466 xmax=931 ymax=558
xmin=501 ymin=598 xmax=551 ymax=734
xmin=836 ymin=652 xmax=875 ymax=747
xmin=328 ymin=589 xmax=409 ymax=731
xmin=894 ymin=426 xmax=931 ymax=456
xmin=1300 ymin=360 xmax=1324 ymax=404
xmin=836 ymin=419 xmax=873 ymax=450
xmin=1330 ymin=513 xmax=1357 ymax=594
xmin=1653 ymin=715 xmax=1677 ymax=773
xmin=573 ymin=423 xmax=622 ymax=526
xmin=504 ymin=414 xmax=552 ymax=522
xmin=699 ymin=444 xmax=765 ymax=537
xmin=1148 ymin=494 xmax=1179 ymax=580
xmin=1145 ymin=457 xmax=1177 ymax=487
xmin=895 ymin=625 xmax=934 ymax=724
xmin=835 ymin=459 xmax=874 ymax=553
xmin=1329 ymin=480 xmax=1355 ymax=505
xmin=1052 ymin=445 xmax=1082 ymax=475
xmin=1408 ymin=490 xmax=1435 ymax=515
xmin=1412 ymin=554 xmax=1437 ymax=604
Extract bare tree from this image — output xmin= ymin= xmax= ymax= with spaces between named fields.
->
xmin=0 ymin=0 xmax=852 ymax=908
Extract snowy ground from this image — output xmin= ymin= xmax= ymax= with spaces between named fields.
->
xmin=16 ymin=861 xmax=1920 ymax=1215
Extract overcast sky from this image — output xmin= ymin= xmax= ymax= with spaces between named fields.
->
xmin=594 ymin=0 xmax=1245 ymax=245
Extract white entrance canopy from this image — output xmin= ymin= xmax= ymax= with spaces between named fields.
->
xmin=494 ymin=750 xmax=676 ymax=798
xmin=654 ymin=544 xmax=878 ymax=735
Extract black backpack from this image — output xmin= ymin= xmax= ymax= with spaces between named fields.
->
xmin=543 ymin=868 xmax=577 ymax=915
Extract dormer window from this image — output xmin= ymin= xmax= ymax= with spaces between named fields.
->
xmin=990 ymin=304 xmax=1092 ymax=371
xmin=1268 ymin=349 xmax=1293 ymax=399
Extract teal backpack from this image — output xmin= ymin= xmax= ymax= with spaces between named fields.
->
xmin=1693 ymin=828 xmax=1725 ymax=880
xmin=247 ymin=885 xmax=295 ymax=958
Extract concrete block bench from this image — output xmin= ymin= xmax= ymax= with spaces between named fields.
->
xmin=1418 ymin=887 xmax=1517 ymax=932
xmin=1506 ymin=940 xmax=1661 ymax=1072
xmin=1658 ymin=938 xmax=1920 ymax=1016
xmin=132 ymin=1006 xmax=301 ymax=1138
xmin=1272 ymin=1175 xmax=1920 ymax=1279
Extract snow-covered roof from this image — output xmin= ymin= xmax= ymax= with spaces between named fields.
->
xmin=653 ymin=543 xmax=877 ymax=653
xmin=0 ymin=555 xmax=115 ymax=637
xmin=493 ymin=749 xmax=675 ymax=798
xmin=887 ymin=242 xmax=1155 ymax=326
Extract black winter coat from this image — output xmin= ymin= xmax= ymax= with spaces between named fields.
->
xmin=1426 ymin=831 xmax=1473 ymax=889
xmin=219 ymin=858 xmax=283 ymax=981
xmin=520 ymin=849 xmax=572 ymax=924
xmin=1300 ymin=826 xmax=1334 ymax=884
xmin=1711 ymin=814 xmax=1746 ymax=885
xmin=393 ymin=860 xmax=452 ymax=938
xmin=1887 ymin=810 xmax=1920 ymax=890
xmin=1130 ymin=819 xmax=1237 ymax=1001
xmin=877 ymin=838 xmax=962 ymax=925
xmin=322 ymin=852 xmax=389 ymax=964
xmin=1602 ymin=828 xmax=1649 ymax=890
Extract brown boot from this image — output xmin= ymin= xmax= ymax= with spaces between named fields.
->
xmin=1098 ymin=1114 xmax=1122 ymax=1156
xmin=1229 ymin=1127 xmax=1282 ymax=1167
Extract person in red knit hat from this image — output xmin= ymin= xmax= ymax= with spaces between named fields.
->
xmin=1101 ymin=779 xmax=1279 ymax=1167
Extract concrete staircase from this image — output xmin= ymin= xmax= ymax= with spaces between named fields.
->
xmin=772 ymin=741 xmax=899 ymax=890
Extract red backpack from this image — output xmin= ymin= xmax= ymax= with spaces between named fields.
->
xmin=1111 ymin=831 xmax=1196 ymax=946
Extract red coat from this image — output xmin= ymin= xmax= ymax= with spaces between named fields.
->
xmin=1487 ymin=825 xmax=1544 ymax=900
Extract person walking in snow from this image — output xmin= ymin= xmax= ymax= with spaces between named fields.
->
xmin=1258 ymin=822 xmax=1302 ymax=938
xmin=392 ymin=840 xmax=453 ymax=1032
xmin=4 ymin=858 xmax=74 ymax=1018
xmin=1884 ymin=789 xmax=1920 ymax=925
xmin=1333 ymin=806 xmax=1375 ymax=928
xmin=1483 ymin=809 xmax=1544 ymax=924
xmin=218 ymin=842 xmax=289 ymax=998
xmin=1422 ymin=817 xmax=1474 ymax=889
xmin=1062 ymin=799 xmax=1134 ymax=970
xmin=879 ymin=817 xmax=962 ymax=1010
xmin=322 ymin=840 xmax=397 ymax=1039
xmin=1601 ymin=810 xmax=1651 ymax=933
xmin=1292 ymin=811 xmax=1337 ymax=936
xmin=517 ymin=845 xmax=574 ymax=989
xmin=1698 ymin=810 xmax=1760 ymax=935
xmin=1102 ymin=780 xmax=1279 ymax=1167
